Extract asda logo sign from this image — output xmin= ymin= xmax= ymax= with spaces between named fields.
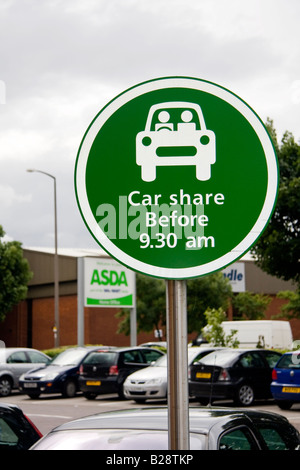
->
xmin=83 ymin=257 xmax=135 ymax=308
xmin=91 ymin=269 xmax=128 ymax=287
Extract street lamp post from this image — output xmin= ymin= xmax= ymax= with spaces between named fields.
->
xmin=27 ymin=169 xmax=60 ymax=347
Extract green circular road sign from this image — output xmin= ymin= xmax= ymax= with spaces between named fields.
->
xmin=75 ymin=77 xmax=279 ymax=279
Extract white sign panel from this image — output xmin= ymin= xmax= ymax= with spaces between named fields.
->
xmin=84 ymin=257 xmax=135 ymax=308
xmin=222 ymin=262 xmax=245 ymax=292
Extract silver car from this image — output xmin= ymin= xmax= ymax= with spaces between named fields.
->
xmin=0 ymin=347 xmax=50 ymax=396
xmin=123 ymin=347 xmax=219 ymax=403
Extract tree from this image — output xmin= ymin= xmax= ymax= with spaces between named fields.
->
xmin=201 ymin=308 xmax=239 ymax=347
xmin=276 ymin=289 xmax=300 ymax=319
xmin=187 ymin=272 xmax=232 ymax=333
xmin=251 ymin=120 xmax=300 ymax=320
xmin=116 ymin=274 xmax=166 ymax=337
xmin=0 ymin=226 xmax=32 ymax=322
xmin=232 ymin=291 xmax=271 ymax=320
xmin=116 ymin=272 xmax=232 ymax=337
xmin=251 ymin=120 xmax=300 ymax=285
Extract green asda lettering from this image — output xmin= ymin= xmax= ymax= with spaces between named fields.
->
xmin=91 ymin=269 xmax=128 ymax=287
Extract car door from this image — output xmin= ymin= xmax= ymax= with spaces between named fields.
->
xmin=26 ymin=350 xmax=50 ymax=368
xmin=118 ymin=350 xmax=147 ymax=385
xmin=6 ymin=351 xmax=33 ymax=387
xmin=235 ymin=352 xmax=269 ymax=398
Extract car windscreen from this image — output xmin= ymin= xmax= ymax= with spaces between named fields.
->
xmin=153 ymin=355 xmax=167 ymax=367
xmin=150 ymin=107 xmax=201 ymax=131
xmin=31 ymin=429 xmax=206 ymax=450
xmin=198 ymin=350 xmax=240 ymax=367
xmin=276 ymin=353 xmax=300 ymax=369
xmin=51 ymin=349 xmax=89 ymax=366
xmin=82 ymin=351 xmax=117 ymax=366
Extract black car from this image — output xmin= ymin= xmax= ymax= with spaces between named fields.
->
xmin=19 ymin=346 xmax=103 ymax=398
xmin=0 ymin=403 xmax=42 ymax=450
xmin=79 ymin=346 xmax=165 ymax=399
xmin=189 ymin=348 xmax=282 ymax=406
xmin=31 ymin=406 xmax=300 ymax=450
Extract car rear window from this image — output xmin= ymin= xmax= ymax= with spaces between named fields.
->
xmin=198 ymin=350 xmax=239 ymax=367
xmin=83 ymin=351 xmax=117 ymax=366
xmin=276 ymin=353 xmax=300 ymax=369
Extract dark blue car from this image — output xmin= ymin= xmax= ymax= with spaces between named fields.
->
xmin=271 ymin=351 xmax=300 ymax=410
xmin=18 ymin=347 xmax=102 ymax=398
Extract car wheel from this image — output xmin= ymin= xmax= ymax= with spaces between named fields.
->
xmin=196 ymin=163 xmax=211 ymax=181
xmin=83 ymin=392 xmax=97 ymax=400
xmin=0 ymin=376 xmax=13 ymax=397
xmin=141 ymin=163 xmax=156 ymax=182
xmin=28 ymin=392 xmax=41 ymax=399
xmin=276 ymin=400 xmax=293 ymax=410
xmin=198 ymin=398 xmax=210 ymax=406
xmin=118 ymin=384 xmax=125 ymax=399
xmin=62 ymin=380 xmax=77 ymax=398
xmin=235 ymin=384 xmax=255 ymax=406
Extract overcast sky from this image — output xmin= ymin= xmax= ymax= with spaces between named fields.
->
xmin=0 ymin=0 xmax=299 ymax=250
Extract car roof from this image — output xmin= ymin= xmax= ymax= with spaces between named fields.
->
xmin=0 ymin=402 xmax=21 ymax=413
xmin=0 ymin=347 xmax=49 ymax=358
xmin=86 ymin=346 xmax=164 ymax=353
xmin=1 ymin=347 xmax=40 ymax=351
xmin=49 ymin=406 xmax=287 ymax=434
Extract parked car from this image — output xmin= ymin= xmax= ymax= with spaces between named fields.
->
xmin=189 ymin=348 xmax=282 ymax=406
xmin=79 ymin=347 xmax=165 ymax=399
xmin=0 ymin=403 xmax=42 ymax=450
xmin=271 ymin=351 xmax=300 ymax=410
xmin=123 ymin=347 xmax=221 ymax=403
xmin=18 ymin=346 xmax=102 ymax=398
xmin=0 ymin=347 xmax=50 ymax=397
xmin=30 ymin=406 xmax=300 ymax=450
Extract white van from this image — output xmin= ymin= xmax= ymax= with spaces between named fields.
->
xmin=221 ymin=320 xmax=293 ymax=349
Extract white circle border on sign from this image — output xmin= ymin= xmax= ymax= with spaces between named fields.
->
xmin=75 ymin=77 xmax=279 ymax=279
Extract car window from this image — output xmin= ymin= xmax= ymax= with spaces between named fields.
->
xmin=256 ymin=425 xmax=299 ymax=450
xmin=150 ymin=107 xmax=201 ymax=132
xmin=141 ymin=349 xmax=163 ymax=364
xmin=276 ymin=353 xmax=300 ymax=369
xmin=27 ymin=351 xmax=49 ymax=364
xmin=0 ymin=417 xmax=19 ymax=448
xmin=83 ymin=352 xmax=117 ymax=366
xmin=261 ymin=351 xmax=282 ymax=368
xmin=122 ymin=350 xmax=144 ymax=364
xmin=7 ymin=351 xmax=28 ymax=364
xmin=191 ymin=350 xmax=215 ymax=364
xmin=219 ymin=427 xmax=258 ymax=450
xmin=52 ymin=349 xmax=89 ymax=366
xmin=200 ymin=350 xmax=239 ymax=367
xmin=238 ymin=352 xmax=265 ymax=368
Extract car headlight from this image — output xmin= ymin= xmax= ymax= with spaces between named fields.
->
xmin=147 ymin=377 xmax=163 ymax=385
xmin=43 ymin=372 xmax=60 ymax=381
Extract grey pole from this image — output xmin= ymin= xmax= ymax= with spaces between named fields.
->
xmin=77 ymin=257 xmax=85 ymax=347
xmin=27 ymin=169 xmax=60 ymax=347
xmin=166 ymin=279 xmax=190 ymax=450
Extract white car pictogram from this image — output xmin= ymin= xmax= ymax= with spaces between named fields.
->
xmin=136 ymin=101 xmax=216 ymax=182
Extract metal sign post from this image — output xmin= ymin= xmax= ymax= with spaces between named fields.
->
xmin=166 ymin=279 xmax=189 ymax=450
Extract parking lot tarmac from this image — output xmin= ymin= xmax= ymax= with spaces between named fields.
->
xmin=1 ymin=391 xmax=300 ymax=436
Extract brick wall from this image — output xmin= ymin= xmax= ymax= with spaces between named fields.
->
xmin=1 ymin=293 xmax=299 ymax=350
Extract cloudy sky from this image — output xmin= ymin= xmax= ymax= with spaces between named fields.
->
xmin=0 ymin=0 xmax=299 ymax=250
